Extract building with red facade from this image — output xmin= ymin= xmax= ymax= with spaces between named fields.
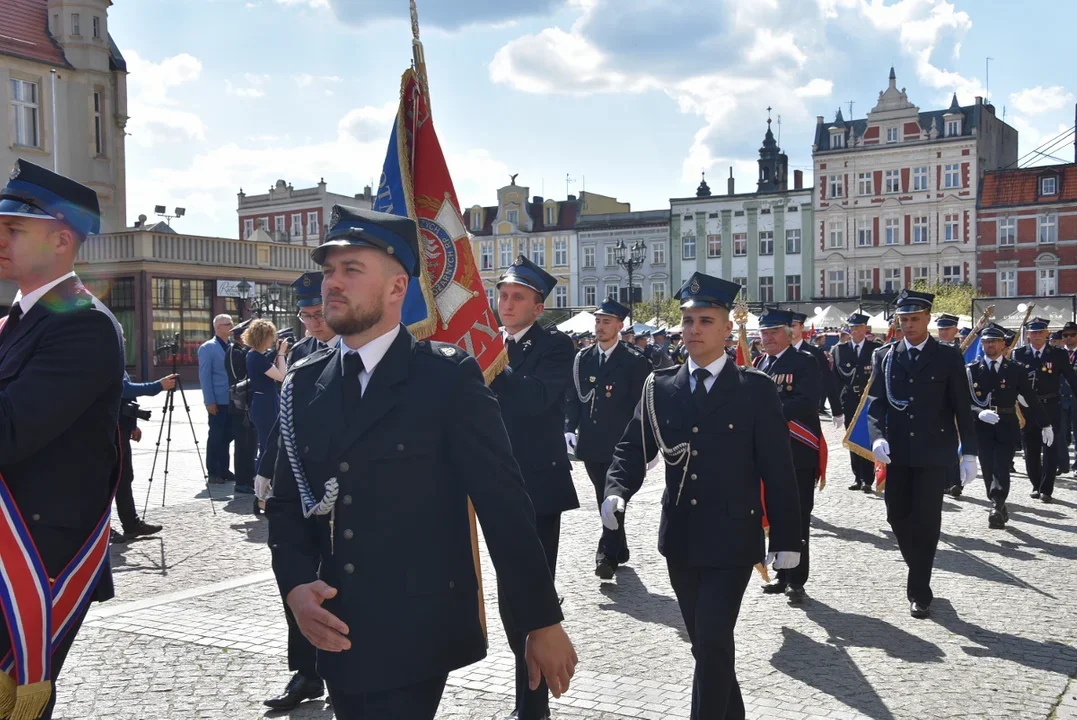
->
xmin=237 ymin=177 xmax=373 ymax=244
xmin=978 ymin=163 xmax=1077 ymax=297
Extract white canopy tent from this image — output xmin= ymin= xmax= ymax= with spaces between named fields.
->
xmin=807 ymin=305 xmax=848 ymax=329
xmin=556 ymin=310 xmax=596 ymax=335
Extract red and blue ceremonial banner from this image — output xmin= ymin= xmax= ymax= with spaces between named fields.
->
xmin=843 ymin=323 xmax=896 ymax=491
xmin=373 ymin=68 xmax=508 ymax=383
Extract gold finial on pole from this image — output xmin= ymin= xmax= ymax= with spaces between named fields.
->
xmin=410 ymin=0 xmax=431 ymax=111
xmin=732 ymin=294 xmax=749 ymax=328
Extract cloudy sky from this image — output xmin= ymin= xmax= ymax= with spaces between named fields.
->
xmin=110 ymin=0 xmax=1076 ymax=237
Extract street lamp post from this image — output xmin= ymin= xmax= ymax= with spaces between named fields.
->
xmin=236 ymin=280 xmax=281 ymax=320
xmin=615 ymin=238 xmax=647 ymax=326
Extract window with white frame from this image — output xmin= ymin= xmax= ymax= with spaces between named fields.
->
xmin=583 ymin=285 xmax=597 ymax=306
xmin=828 ymin=221 xmax=844 ymax=249
xmin=758 ymin=276 xmax=774 ymax=303
xmin=92 ymin=15 xmax=100 ymax=38
xmin=913 ymin=166 xmax=928 ymax=191
xmin=831 ymin=131 xmax=844 ymax=149
xmin=530 ymin=238 xmax=546 ymax=266
xmin=291 ymin=214 xmax=302 ymax=237
xmin=479 ymin=241 xmax=494 ymax=271
xmin=946 ymin=119 xmax=960 ymax=137
xmin=499 ymin=239 xmax=513 ymax=267
xmin=582 ymin=245 xmax=595 ymax=269
xmin=11 ymin=79 xmax=40 ymax=147
xmin=651 ymin=241 xmax=665 ymax=265
xmin=732 ymin=277 xmax=748 ymax=297
xmin=707 ymin=234 xmax=721 ymax=258
xmin=887 ymin=127 xmax=899 ymax=143
xmin=243 ymin=219 xmax=253 ymax=239
xmin=553 ymin=285 xmax=567 ymax=308
xmin=605 ymin=244 xmax=618 ymax=267
xmin=259 ymin=216 xmax=269 ymax=231
xmin=553 ymin=238 xmax=567 ymax=267
xmin=274 ymin=216 xmax=285 ymax=236
xmin=827 ymin=269 xmax=845 ymax=296
xmin=71 ymin=13 xmax=80 ymax=34
xmin=885 ymin=169 xmax=900 ymax=193
xmin=93 ymin=91 xmax=104 ymax=155
xmin=857 ymin=219 xmax=872 ymax=247
xmin=999 ymin=269 xmax=1017 ymax=297
xmin=786 ymin=274 xmax=801 ymax=301
xmin=829 ymin=175 xmax=843 ymax=197
xmin=1039 ymin=213 xmax=1057 ymax=243
xmin=857 ymin=172 xmax=874 ymax=196
xmin=944 ymin=213 xmax=960 ymax=242
xmin=307 ymin=212 xmax=318 ymax=236
xmin=506 ymin=209 xmax=518 ymax=224
xmin=857 ymin=268 xmax=873 ymax=292
xmin=1042 ymin=176 xmax=1058 ymax=196
xmin=1039 ymin=268 xmax=1057 ymax=296
xmin=545 ymin=206 xmax=556 ymax=225
xmin=486 ymin=288 xmax=495 ymax=307
xmin=682 ymin=234 xmax=696 ymax=260
xmin=913 ymin=215 xmax=928 ymax=243
xmin=786 ymin=229 xmax=801 ymax=254
xmin=605 ymin=283 xmax=620 ymax=302
xmin=883 ymin=267 xmax=902 ymax=292
xmin=998 ymin=217 xmax=1016 ymax=246
xmin=733 ymin=233 xmax=747 ymax=256
xmin=759 ymin=231 xmax=774 ymax=256
xmin=471 ymin=211 xmax=482 ymax=231
xmin=912 ymin=266 xmax=929 ymax=284
xmin=942 ymin=265 xmax=962 ymax=284
xmin=885 ymin=217 xmax=900 ymax=245
xmin=944 ymin=164 xmax=960 ymax=188
xmin=651 ymin=281 xmax=667 ymax=301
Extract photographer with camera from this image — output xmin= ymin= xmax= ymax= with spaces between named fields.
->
xmin=242 ymin=319 xmax=290 ymax=485
xmin=227 ymin=319 xmax=259 ymax=495
xmin=113 ymin=371 xmax=178 ymax=541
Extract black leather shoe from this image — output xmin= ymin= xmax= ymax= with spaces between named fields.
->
xmin=501 ymin=712 xmax=549 ymax=720
xmin=862 ymin=483 xmax=875 ymax=493
xmin=910 ymin=601 xmax=930 ymax=619
xmin=848 ymin=482 xmax=864 ymax=491
xmin=208 ymin=475 xmax=228 ymax=484
xmin=123 ymin=521 xmax=163 ymax=541
xmin=988 ymin=509 xmax=1005 ymax=529
xmin=1041 ymin=494 xmax=1053 ymax=504
xmin=762 ymin=581 xmax=788 ymax=595
xmin=786 ymin=586 xmax=806 ymax=604
xmin=1031 ymin=491 xmax=1041 ymax=499
xmin=947 ymin=484 xmax=962 ymax=498
xmin=109 ymin=528 xmax=127 ymax=544
xmin=234 ymin=484 xmax=256 ymax=495
xmin=264 ymin=673 xmax=325 ymax=711
xmin=595 ymin=558 xmax=615 ymax=580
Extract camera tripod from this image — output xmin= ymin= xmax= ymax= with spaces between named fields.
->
xmin=143 ymin=332 xmax=217 ymax=518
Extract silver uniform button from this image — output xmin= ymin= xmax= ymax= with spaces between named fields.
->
xmin=690 ymin=499 xmax=698 ymax=506
xmin=343 ymin=495 xmax=353 ymax=505
xmin=344 ymin=563 xmax=354 ymax=574
xmin=343 ymin=529 xmax=354 ymax=540
xmin=339 ymin=461 xmax=350 ymax=472
xmin=690 ymin=474 xmax=697 ymax=480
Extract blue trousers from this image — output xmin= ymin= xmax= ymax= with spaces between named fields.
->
xmin=250 ymin=391 xmax=279 ymax=472
xmin=206 ymin=410 xmax=232 ymax=478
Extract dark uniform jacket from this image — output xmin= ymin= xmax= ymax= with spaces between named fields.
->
xmin=565 ymin=340 xmax=651 ymax=464
xmin=491 ymin=323 xmax=579 ymax=517
xmin=645 ymin=342 xmax=674 ymax=370
xmin=605 ymin=361 xmax=801 ymax=567
xmin=0 ymin=277 xmax=123 ymax=607
xmin=756 ymin=348 xmax=822 ymax=470
xmin=287 ymin=335 xmax=329 ymax=366
xmin=1011 ymin=344 xmax=1077 ymax=405
xmin=1060 ymin=346 xmax=1077 ymax=409
xmin=795 ymin=339 xmax=841 ymax=412
xmin=866 ymin=337 xmax=978 ymax=466
xmin=832 ymin=339 xmax=881 ymax=416
xmin=266 ymin=326 xmax=562 ymax=693
xmin=967 ymin=357 xmax=1047 ymax=447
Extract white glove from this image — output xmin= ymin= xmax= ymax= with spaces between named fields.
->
xmin=254 ymin=474 xmax=272 ymax=501
xmin=646 ymin=455 xmax=662 ymax=471
xmin=1043 ymin=426 xmax=1054 ymax=447
xmin=601 ymin=495 xmax=625 ymax=530
xmin=564 ymin=432 xmax=577 ymax=453
xmin=766 ymin=551 xmax=802 ymax=570
xmin=959 ymin=455 xmax=979 ymax=487
xmin=872 ymin=438 xmax=891 ymax=465
xmin=832 ymin=414 xmax=845 ymax=429
xmin=978 ymin=409 xmax=1000 ymax=425
xmin=1018 ymin=395 xmax=1029 ymax=408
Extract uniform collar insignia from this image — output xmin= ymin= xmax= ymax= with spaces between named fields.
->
xmin=9 ymin=163 xmax=20 ymax=180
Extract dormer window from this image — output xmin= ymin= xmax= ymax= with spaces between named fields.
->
xmin=830 ymin=131 xmax=845 ymax=149
xmin=506 ymin=209 xmax=518 ymax=224
xmin=471 ymin=211 xmax=482 ymax=231
xmin=946 ymin=119 xmax=961 ymax=137
xmin=886 ymin=127 xmax=898 ymax=143
xmin=1041 ymin=176 xmax=1058 ymax=196
xmin=545 ymin=206 xmax=555 ymax=225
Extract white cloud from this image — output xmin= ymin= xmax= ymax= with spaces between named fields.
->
xmin=744 ymin=28 xmax=806 ymax=68
xmin=293 ymin=73 xmax=343 ymax=89
xmin=276 ymin=0 xmax=329 ymax=7
xmin=1010 ymin=86 xmax=1075 ymax=116
xmin=338 ymin=101 xmax=398 ymax=143
xmin=794 ymin=78 xmax=833 ymax=98
xmin=225 ymin=80 xmax=265 ymax=99
xmin=123 ymin=49 xmax=206 ymax=147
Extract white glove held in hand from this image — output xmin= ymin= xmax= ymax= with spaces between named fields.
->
xmin=832 ymin=414 xmax=845 ymax=429
xmin=872 ymin=438 xmax=891 ymax=464
xmin=564 ymin=432 xmax=577 ymax=453
xmin=1018 ymin=395 xmax=1029 ymax=408
xmin=601 ymin=496 xmax=625 ymax=530
xmin=959 ymin=455 xmax=979 ymax=487
xmin=1043 ymin=426 xmax=1054 ymax=447
xmin=254 ymin=475 xmax=272 ymax=501
xmin=766 ymin=551 xmax=801 ymax=570
xmin=978 ymin=409 xmax=1000 ymax=425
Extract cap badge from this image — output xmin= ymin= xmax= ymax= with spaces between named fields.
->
xmin=440 ymin=346 xmax=457 ymax=357
xmin=303 ymin=275 xmax=312 ymax=287
xmin=689 ymin=278 xmax=700 ymax=294
xmin=9 ymin=164 xmax=20 ymax=181
xmin=330 ymin=208 xmax=340 ymax=227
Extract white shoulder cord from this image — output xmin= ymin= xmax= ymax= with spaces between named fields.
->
xmin=641 ymin=373 xmax=692 ymax=504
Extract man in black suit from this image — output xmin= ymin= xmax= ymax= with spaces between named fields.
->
xmin=604 ymin=272 xmax=802 ymax=720
xmin=791 ymin=312 xmax=842 ymax=420
xmin=755 ymin=308 xmax=822 ymax=603
xmin=1012 ymin=317 xmax=1077 ymax=503
xmin=266 ymin=207 xmax=576 ymax=720
xmin=565 ymin=297 xmax=650 ymax=580
xmin=646 ymin=328 xmax=675 ymax=370
xmin=832 ymin=313 xmax=882 ymax=491
xmin=490 ymin=254 xmax=578 ymax=720
xmin=0 ymin=160 xmax=124 ymax=719
xmin=866 ymin=289 xmax=978 ymax=619
xmin=967 ymin=324 xmax=1050 ymax=528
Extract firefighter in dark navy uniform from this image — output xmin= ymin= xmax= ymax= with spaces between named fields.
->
xmin=565 ymin=297 xmax=650 ymax=580
xmin=266 ymin=207 xmax=576 ymax=719
xmin=831 ymin=313 xmax=881 ymax=491
xmin=936 ymin=314 xmax=961 ymax=347
xmin=791 ymin=311 xmax=842 ymax=419
xmin=604 ymin=272 xmax=802 ymax=720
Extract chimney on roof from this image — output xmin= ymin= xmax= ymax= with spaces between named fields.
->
xmin=817 ymin=115 xmax=824 ymax=125
xmin=567 ymin=194 xmax=577 ymax=201
xmin=794 ymin=169 xmax=803 ymax=190
xmin=727 ymin=167 xmax=735 ymax=196
xmin=534 ymin=196 xmax=544 ymax=204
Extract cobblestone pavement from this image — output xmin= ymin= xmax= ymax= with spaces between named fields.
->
xmin=52 ymin=394 xmax=1077 ymax=719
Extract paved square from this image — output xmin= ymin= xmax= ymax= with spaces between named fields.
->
xmin=51 ymin=397 xmax=1077 ymax=719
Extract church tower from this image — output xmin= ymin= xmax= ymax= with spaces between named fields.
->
xmin=757 ymin=110 xmax=788 ymax=193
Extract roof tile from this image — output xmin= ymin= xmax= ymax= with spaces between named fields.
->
xmin=0 ymin=0 xmax=70 ymax=68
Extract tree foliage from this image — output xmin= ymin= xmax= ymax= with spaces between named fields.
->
xmin=909 ymin=280 xmax=981 ymax=316
xmin=633 ymin=298 xmax=681 ymax=327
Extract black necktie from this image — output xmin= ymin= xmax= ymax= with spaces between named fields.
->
xmin=598 ymin=351 xmax=605 ymax=367
xmin=990 ymin=360 xmax=997 ymax=373
xmin=692 ymin=368 xmax=711 ymax=411
xmin=909 ymin=348 xmax=920 ymax=363
xmin=0 ymin=304 xmax=23 ymax=347
xmin=763 ymin=355 xmax=774 ymax=373
xmin=342 ymin=352 xmax=365 ymax=421
xmin=507 ymin=337 xmax=523 ymax=365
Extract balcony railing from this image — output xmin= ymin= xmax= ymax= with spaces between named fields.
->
xmin=78 ymin=230 xmax=319 ymax=272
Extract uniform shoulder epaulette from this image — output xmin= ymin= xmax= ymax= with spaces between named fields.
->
xmin=289 ymin=345 xmax=334 ymax=371
xmin=654 ymin=365 xmax=679 ymax=375
xmin=622 ymin=341 xmax=644 ymax=357
xmin=417 ymin=339 xmax=471 ymax=363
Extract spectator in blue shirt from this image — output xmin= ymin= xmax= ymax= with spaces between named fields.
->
xmin=198 ymin=314 xmax=235 ymax=483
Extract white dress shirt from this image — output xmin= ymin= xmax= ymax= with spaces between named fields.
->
xmin=503 ymin=324 xmax=535 ymax=344
xmin=12 ymin=270 xmax=77 ymax=314
xmin=904 ymin=336 xmax=929 ymax=354
xmin=339 ymin=325 xmax=400 ymax=396
xmin=760 ymin=346 xmax=788 ymax=372
xmin=687 ymin=353 xmax=727 ymax=393
xmin=596 ymin=340 xmax=618 ymax=364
